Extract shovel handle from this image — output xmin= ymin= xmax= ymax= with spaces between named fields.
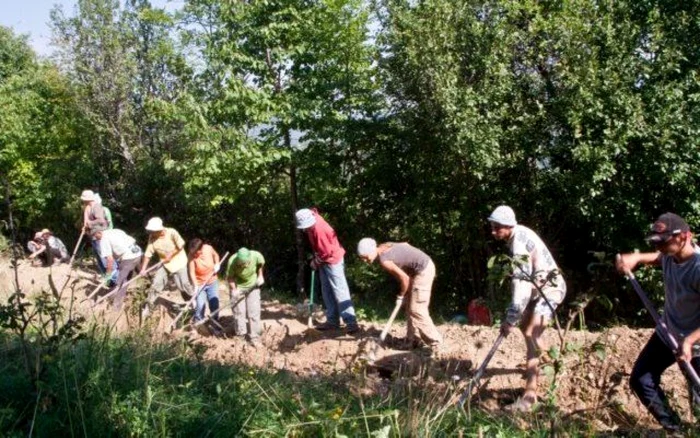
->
xmin=93 ymin=261 xmax=163 ymax=306
xmin=379 ymin=299 xmax=403 ymax=342
xmin=459 ymin=332 xmax=506 ymax=406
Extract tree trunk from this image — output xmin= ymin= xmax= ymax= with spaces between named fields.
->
xmin=286 ymin=129 xmax=306 ymax=299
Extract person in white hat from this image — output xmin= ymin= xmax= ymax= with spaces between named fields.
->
xmin=487 ymin=205 xmax=566 ymax=412
xmin=295 ymin=208 xmax=359 ymax=334
xmin=139 ymin=217 xmax=193 ymax=317
xmin=80 ymin=189 xmax=111 ymax=276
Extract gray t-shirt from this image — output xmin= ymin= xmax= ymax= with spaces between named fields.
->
xmin=377 ymin=243 xmax=431 ymax=276
xmin=660 ymin=251 xmax=700 ymax=340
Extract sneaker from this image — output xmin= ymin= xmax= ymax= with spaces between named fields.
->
xmin=314 ymin=322 xmax=340 ymax=331
xmin=346 ymin=324 xmax=360 ymax=335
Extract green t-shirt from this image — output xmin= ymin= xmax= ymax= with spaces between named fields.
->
xmin=226 ymin=250 xmax=265 ymax=288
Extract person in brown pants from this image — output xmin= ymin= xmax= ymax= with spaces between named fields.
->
xmin=357 ymin=238 xmax=443 ymax=355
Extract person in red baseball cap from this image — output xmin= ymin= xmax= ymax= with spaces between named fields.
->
xmin=616 ymin=212 xmax=700 ymax=434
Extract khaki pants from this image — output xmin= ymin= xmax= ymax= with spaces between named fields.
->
xmin=232 ymin=287 xmax=261 ymax=341
xmin=147 ymin=265 xmax=193 ymax=304
xmin=406 ymin=260 xmax=442 ymax=346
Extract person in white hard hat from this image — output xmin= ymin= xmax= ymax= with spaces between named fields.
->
xmin=139 ymin=217 xmax=194 ymax=317
xmin=487 ymin=205 xmax=567 ymax=412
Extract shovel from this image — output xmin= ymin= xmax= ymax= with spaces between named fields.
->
xmin=458 ymin=332 xmax=506 ymax=407
xmin=169 ymin=251 xmax=230 ymax=330
xmin=93 ymin=261 xmax=164 ymax=306
xmin=307 ymin=269 xmax=316 ymax=330
xmin=366 ymin=297 xmax=404 ymax=363
xmin=619 ymin=255 xmax=700 ymax=391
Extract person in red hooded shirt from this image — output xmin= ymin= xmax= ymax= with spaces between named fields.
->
xmin=296 ymin=208 xmax=359 ymax=334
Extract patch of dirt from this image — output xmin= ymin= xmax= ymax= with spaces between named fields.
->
xmin=2 ymin=258 xmax=695 ymax=434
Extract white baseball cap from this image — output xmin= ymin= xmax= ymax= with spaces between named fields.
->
xmin=357 ymin=238 xmax=377 ymax=256
xmin=80 ymin=190 xmax=95 ymax=202
xmin=295 ymin=209 xmax=316 ymax=229
xmin=487 ymin=205 xmax=517 ymax=227
xmin=145 ymin=217 xmax=165 ymax=232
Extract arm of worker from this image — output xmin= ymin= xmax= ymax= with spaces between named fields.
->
xmin=680 ymin=328 xmax=700 ymax=362
xmin=104 ymin=256 xmax=115 ymax=282
xmin=615 ymin=251 xmax=662 ymax=275
xmin=28 ymin=245 xmax=47 ymax=259
xmin=212 ymin=247 xmax=221 ymax=273
xmin=379 ymin=259 xmax=410 ymax=299
xmin=188 ymin=259 xmax=199 ymax=290
xmin=256 ymin=265 xmax=265 ymax=286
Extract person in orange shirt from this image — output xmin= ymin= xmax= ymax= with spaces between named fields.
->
xmin=187 ymin=238 xmax=221 ymax=324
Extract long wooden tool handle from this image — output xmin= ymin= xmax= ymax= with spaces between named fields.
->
xmin=93 ymin=261 xmax=163 ymax=306
xmin=68 ymin=230 xmax=86 ymax=267
xmin=379 ymin=299 xmax=403 ymax=342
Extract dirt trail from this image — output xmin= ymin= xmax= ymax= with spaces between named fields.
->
xmin=2 ymin=258 xmax=694 ymax=433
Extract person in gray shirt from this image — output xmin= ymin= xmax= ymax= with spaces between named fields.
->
xmin=616 ymin=212 xmax=700 ymax=434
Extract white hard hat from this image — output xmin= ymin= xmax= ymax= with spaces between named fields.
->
xmin=295 ymin=209 xmax=316 ymax=229
xmin=357 ymin=238 xmax=377 ymax=256
xmin=488 ymin=205 xmax=517 ymax=227
xmin=145 ymin=217 xmax=165 ymax=232
xmin=80 ymin=190 xmax=95 ymax=202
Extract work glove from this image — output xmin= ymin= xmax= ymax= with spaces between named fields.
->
xmin=256 ymin=275 xmax=265 ymax=287
xmin=102 ymin=273 xmax=112 ymax=286
xmin=214 ymin=262 xmax=221 ymax=273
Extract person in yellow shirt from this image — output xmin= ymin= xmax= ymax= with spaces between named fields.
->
xmin=139 ymin=217 xmax=194 ymax=317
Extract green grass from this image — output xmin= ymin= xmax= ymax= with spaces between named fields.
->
xmin=0 ymin=322 xmax=605 ymax=437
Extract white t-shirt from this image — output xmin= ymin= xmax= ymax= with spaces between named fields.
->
xmin=506 ymin=224 xmax=565 ymax=323
xmin=100 ymin=229 xmax=141 ymax=261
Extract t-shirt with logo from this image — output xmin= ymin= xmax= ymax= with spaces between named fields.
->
xmin=144 ymin=228 xmax=187 ymax=273
xmin=506 ymin=224 xmax=565 ymax=322
xmin=226 ymin=251 xmax=265 ymax=289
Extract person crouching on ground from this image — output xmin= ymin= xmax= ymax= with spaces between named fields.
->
xmin=226 ymin=247 xmax=265 ymax=346
xmin=357 ymin=238 xmax=443 ymax=356
xmin=187 ymin=238 xmax=221 ymax=326
xmin=616 ymin=213 xmax=700 ymax=434
xmin=28 ymin=229 xmax=69 ymax=266
xmin=487 ymin=205 xmax=567 ymax=412
xmin=139 ymin=217 xmax=194 ymax=318
xmin=93 ymin=228 xmax=142 ymax=311
xmin=295 ymin=208 xmax=359 ymax=334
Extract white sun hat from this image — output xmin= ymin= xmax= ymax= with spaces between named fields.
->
xmin=487 ymin=205 xmax=517 ymax=227
xmin=295 ymin=209 xmax=316 ymax=229
xmin=80 ymin=190 xmax=96 ymax=202
xmin=145 ymin=217 xmax=165 ymax=232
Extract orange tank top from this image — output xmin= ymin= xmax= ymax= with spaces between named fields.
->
xmin=193 ymin=244 xmax=217 ymax=285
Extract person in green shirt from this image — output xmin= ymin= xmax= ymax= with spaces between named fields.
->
xmin=226 ymin=247 xmax=265 ymax=346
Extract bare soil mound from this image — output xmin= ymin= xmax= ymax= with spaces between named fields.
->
xmin=2 ymin=258 xmax=694 ymax=434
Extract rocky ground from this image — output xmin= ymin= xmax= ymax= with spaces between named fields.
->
xmin=2 ymin=257 xmax=696 ymax=435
